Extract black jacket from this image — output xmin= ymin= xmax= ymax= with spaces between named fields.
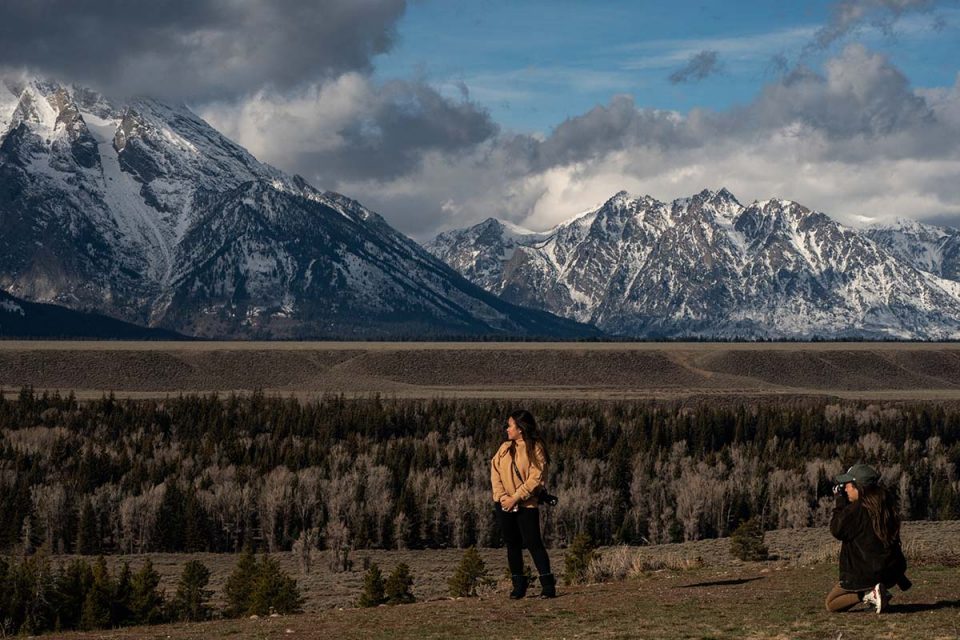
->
xmin=830 ymin=495 xmax=907 ymax=590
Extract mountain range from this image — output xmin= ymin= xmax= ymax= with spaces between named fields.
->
xmin=427 ymin=190 xmax=960 ymax=339
xmin=6 ymin=75 xmax=960 ymax=341
xmin=0 ymin=76 xmax=595 ymax=340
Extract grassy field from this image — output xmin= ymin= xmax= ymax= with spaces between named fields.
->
xmin=6 ymin=341 xmax=960 ymax=400
xmin=55 ymin=561 xmax=960 ymax=640
xmin=27 ymin=520 xmax=959 ymax=639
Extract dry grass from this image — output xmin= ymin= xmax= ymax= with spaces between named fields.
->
xmin=17 ymin=520 xmax=958 ymax=639
xmin=6 ymin=342 xmax=960 ymax=399
xmin=52 ymin=561 xmax=960 ymax=640
xmin=38 ymin=521 xmax=959 ymax=615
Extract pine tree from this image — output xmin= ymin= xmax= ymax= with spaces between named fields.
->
xmin=182 ymin=489 xmax=211 ymax=552
xmin=448 ymin=546 xmax=488 ymax=597
xmin=170 ymin=560 xmax=212 ymax=622
xmin=53 ymin=559 xmax=93 ymax=631
xmin=157 ymin=483 xmax=185 ymax=551
xmin=249 ymin=555 xmax=304 ymax=616
xmin=80 ymin=557 xmax=113 ymax=630
xmin=224 ymin=546 xmax=258 ymax=618
xmin=384 ymin=563 xmax=415 ymax=605
xmin=110 ymin=561 xmax=133 ymax=626
xmin=358 ymin=563 xmax=386 ymax=607
xmin=74 ymin=500 xmax=100 ymax=555
xmin=129 ymin=559 xmax=165 ymax=625
xmin=6 ymin=550 xmax=56 ymax=635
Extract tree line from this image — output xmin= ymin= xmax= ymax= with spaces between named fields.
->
xmin=0 ymin=387 xmax=957 ymax=555
xmin=0 ymin=546 xmax=302 ymax=635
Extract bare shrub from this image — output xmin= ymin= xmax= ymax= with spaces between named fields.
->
xmin=292 ymin=527 xmax=319 ymax=575
xmin=325 ymin=520 xmax=352 ymax=573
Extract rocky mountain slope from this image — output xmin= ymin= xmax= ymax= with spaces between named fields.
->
xmin=427 ymin=189 xmax=960 ymax=339
xmin=0 ymin=76 xmax=596 ymax=339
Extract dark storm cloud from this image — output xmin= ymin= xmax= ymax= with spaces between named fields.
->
xmin=668 ymin=50 xmax=722 ymax=84
xmin=204 ymin=75 xmax=500 ymax=183
xmin=309 ymin=80 xmax=500 ymax=181
xmin=529 ymin=96 xmax=696 ymax=169
xmin=0 ymin=0 xmax=407 ymax=100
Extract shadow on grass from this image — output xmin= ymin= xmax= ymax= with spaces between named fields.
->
xmin=677 ymin=577 xmax=764 ymax=589
xmin=890 ymin=599 xmax=960 ymax=613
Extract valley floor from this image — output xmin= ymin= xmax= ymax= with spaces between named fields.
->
xmin=8 ymin=341 xmax=960 ymax=400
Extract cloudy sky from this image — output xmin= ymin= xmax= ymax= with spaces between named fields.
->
xmin=3 ymin=0 xmax=960 ymax=238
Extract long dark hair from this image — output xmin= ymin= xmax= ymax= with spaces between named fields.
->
xmin=858 ymin=483 xmax=901 ymax=546
xmin=509 ymin=409 xmax=549 ymax=467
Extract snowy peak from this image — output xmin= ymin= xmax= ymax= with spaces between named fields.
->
xmin=428 ymin=189 xmax=960 ymax=339
xmin=0 ymin=73 xmax=596 ymax=339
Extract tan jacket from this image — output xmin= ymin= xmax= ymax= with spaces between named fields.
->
xmin=491 ymin=440 xmax=546 ymax=508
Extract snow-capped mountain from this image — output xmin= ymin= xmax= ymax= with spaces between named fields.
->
xmin=425 ymin=218 xmax=549 ymax=295
xmin=0 ymin=76 xmax=597 ymax=339
xmin=428 ymin=189 xmax=960 ymax=339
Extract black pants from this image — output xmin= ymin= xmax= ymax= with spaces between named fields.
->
xmin=496 ymin=505 xmax=552 ymax=576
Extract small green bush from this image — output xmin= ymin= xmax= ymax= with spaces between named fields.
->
xmin=730 ymin=518 xmax=769 ymax=561
xmin=249 ymin=555 xmax=304 ymax=616
xmin=358 ymin=563 xmax=386 ymax=607
xmin=564 ymin=533 xmax=597 ymax=585
xmin=448 ymin=547 xmax=489 ymax=597
xmin=385 ymin=563 xmax=415 ymax=605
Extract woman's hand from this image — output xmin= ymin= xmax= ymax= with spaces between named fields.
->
xmin=500 ymin=495 xmax=518 ymax=511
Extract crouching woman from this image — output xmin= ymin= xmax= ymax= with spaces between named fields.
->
xmin=490 ymin=409 xmax=555 ymax=599
xmin=825 ymin=463 xmax=910 ymax=614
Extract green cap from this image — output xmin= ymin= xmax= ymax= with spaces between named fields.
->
xmin=835 ymin=463 xmax=880 ymax=486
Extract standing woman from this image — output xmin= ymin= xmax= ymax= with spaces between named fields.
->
xmin=825 ymin=463 xmax=910 ymax=614
xmin=491 ymin=409 xmax=555 ymax=599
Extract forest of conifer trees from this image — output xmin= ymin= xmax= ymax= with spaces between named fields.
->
xmin=1 ymin=387 xmax=958 ymax=557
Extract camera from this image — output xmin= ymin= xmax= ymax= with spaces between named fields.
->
xmin=534 ymin=486 xmax=559 ymax=506
xmin=832 ymin=483 xmax=846 ymax=495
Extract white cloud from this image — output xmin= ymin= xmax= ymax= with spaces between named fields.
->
xmin=314 ymin=45 xmax=960 ymax=239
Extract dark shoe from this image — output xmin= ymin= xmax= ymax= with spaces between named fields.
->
xmin=509 ymin=575 xmax=528 ymax=599
xmin=538 ymin=573 xmax=556 ymax=598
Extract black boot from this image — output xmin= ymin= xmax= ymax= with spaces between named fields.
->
xmin=509 ymin=575 xmax=528 ymax=599
xmin=538 ymin=573 xmax=556 ymax=599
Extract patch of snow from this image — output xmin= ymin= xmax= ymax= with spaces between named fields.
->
xmin=83 ymin=111 xmax=174 ymax=284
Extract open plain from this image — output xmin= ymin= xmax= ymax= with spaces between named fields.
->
xmin=5 ymin=341 xmax=960 ymax=400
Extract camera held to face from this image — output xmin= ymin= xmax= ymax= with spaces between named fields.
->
xmin=832 ymin=483 xmax=847 ymax=496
